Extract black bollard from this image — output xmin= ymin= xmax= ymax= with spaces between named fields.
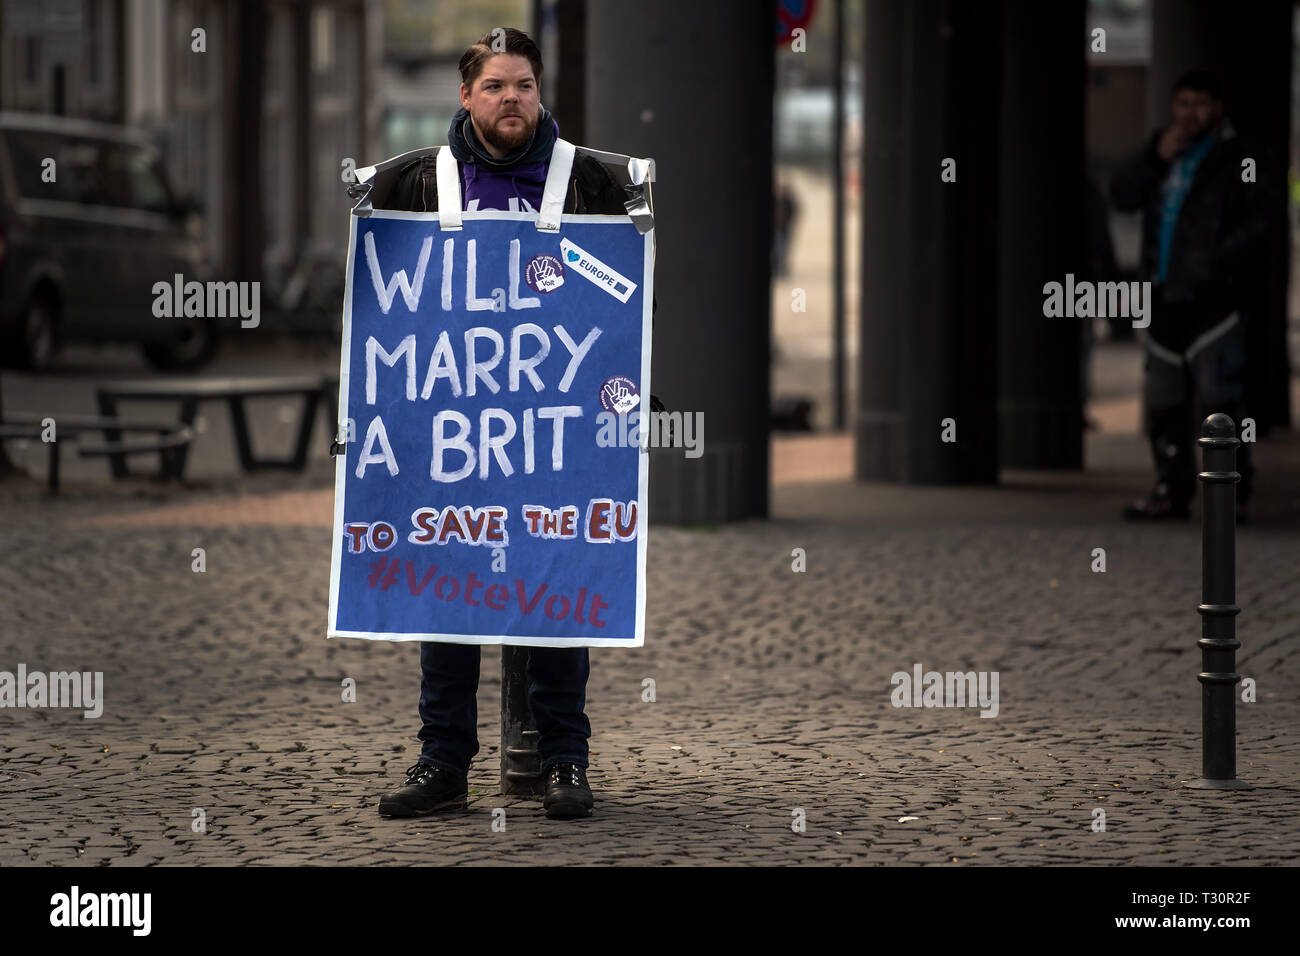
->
xmin=1186 ymin=413 xmax=1252 ymax=790
xmin=500 ymin=647 xmax=544 ymax=796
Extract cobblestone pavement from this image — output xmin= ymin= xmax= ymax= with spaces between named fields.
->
xmin=0 ymin=426 xmax=1298 ymax=866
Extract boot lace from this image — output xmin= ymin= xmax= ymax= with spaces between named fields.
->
xmin=549 ymin=763 xmax=584 ymax=787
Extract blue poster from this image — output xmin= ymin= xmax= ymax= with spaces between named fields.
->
xmin=328 ymin=209 xmax=652 ymax=646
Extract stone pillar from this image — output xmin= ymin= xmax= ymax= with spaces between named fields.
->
xmin=857 ymin=0 xmax=1001 ymax=484
xmin=997 ymin=0 xmax=1086 ymax=469
xmin=586 ymin=0 xmax=774 ymax=522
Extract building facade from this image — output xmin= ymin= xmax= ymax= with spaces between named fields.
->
xmin=2 ymin=0 xmax=381 ymax=284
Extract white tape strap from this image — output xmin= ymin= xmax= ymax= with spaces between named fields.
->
xmin=537 ymin=138 xmax=575 ymax=232
xmin=436 ymin=145 xmax=463 ymax=230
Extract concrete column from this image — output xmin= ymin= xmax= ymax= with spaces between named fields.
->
xmin=549 ymin=0 xmax=587 ymax=146
xmin=586 ymin=0 xmax=774 ymax=523
xmin=223 ymin=0 xmax=266 ymax=283
xmin=125 ymin=0 xmax=167 ymax=128
xmin=857 ymin=0 xmax=1001 ymax=484
xmin=997 ymin=0 xmax=1085 ymax=469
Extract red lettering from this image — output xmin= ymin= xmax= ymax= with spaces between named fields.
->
xmin=345 ymin=523 xmax=369 ymax=553
xmin=366 ymin=557 xmax=403 ymax=591
xmin=542 ymin=511 xmax=559 ymax=536
xmin=464 ymin=572 xmax=484 ymax=606
xmin=560 ymin=508 xmax=576 ymax=537
xmin=614 ymin=502 xmax=637 ymax=539
xmin=404 ymin=560 xmax=438 ymax=596
xmin=484 ymin=584 xmax=508 ymax=610
xmin=589 ymin=592 xmax=609 ymax=627
xmin=485 ymin=508 xmax=506 ymax=542
xmin=574 ymin=586 xmax=587 ymax=621
xmin=438 ymin=508 xmax=466 ymax=544
xmin=522 ymin=507 xmax=544 ymax=535
xmin=434 ymin=575 xmax=460 ymax=601
xmin=588 ymin=501 xmax=611 ymax=541
xmin=369 ymin=521 xmax=396 ymax=551
xmin=515 ymin=579 xmax=548 ymax=615
xmin=461 ymin=507 xmax=487 ymax=543
xmin=410 ymin=508 xmax=439 ymax=544
xmin=544 ymin=594 xmax=572 ymax=620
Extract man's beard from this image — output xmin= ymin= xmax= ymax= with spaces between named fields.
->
xmin=479 ymin=110 xmax=537 ymax=153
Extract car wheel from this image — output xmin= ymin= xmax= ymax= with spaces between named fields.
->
xmin=141 ymin=318 xmax=219 ymax=370
xmin=15 ymin=296 xmax=58 ymax=371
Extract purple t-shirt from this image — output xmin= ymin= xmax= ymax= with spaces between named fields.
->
xmin=459 ymin=159 xmax=548 ymax=213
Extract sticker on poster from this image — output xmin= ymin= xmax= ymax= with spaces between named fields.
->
xmin=525 ymin=253 xmax=565 ymax=293
xmin=600 ymin=375 xmax=640 ymax=415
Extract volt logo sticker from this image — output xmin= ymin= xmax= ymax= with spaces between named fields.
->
xmin=558 ymin=238 xmax=637 ymax=303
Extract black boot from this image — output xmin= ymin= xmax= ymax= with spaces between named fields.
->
xmin=1123 ymin=482 xmax=1191 ymax=521
xmin=378 ymin=762 xmax=468 ymax=817
xmin=543 ymin=762 xmax=594 ymax=819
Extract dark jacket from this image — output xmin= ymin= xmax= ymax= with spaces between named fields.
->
xmin=377 ymin=145 xmax=633 ymax=219
xmin=1109 ymin=121 xmax=1270 ymax=339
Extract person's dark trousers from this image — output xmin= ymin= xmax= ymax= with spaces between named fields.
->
xmin=1143 ymin=301 xmax=1254 ymax=506
xmin=527 ymin=647 xmax=592 ymax=771
xmin=417 ymin=642 xmax=591 ymax=776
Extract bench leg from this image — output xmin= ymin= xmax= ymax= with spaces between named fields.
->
xmin=325 ymin=383 xmax=340 ymax=444
xmin=96 ymin=391 xmax=128 ymax=479
xmin=157 ymin=430 xmax=179 ymax=482
xmin=48 ymin=439 xmax=60 ymax=494
xmin=174 ymin=398 xmax=200 ymax=479
xmin=227 ymin=396 xmax=258 ymax=471
xmin=290 ymin=391 xmax=320 ymax=469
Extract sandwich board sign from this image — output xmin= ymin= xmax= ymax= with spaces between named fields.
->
xmin=328 ymin=143 xmax=653 ymax=647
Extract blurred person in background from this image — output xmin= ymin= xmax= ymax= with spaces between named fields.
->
xmin=1110 ymin=70 xmax=1268 ymax=522
xmin=772 ymin=181 xmax=798 ymax=277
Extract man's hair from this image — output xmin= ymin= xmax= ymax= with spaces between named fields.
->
xmin=459 ymin=28 xmax=543 ymax=91
xmin=1173 ymin=69 xmax=1223 ymax=100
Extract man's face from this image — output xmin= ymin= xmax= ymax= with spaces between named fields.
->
xmin=1171 ymin=87 xmax=1222 ymax=140
xmin=461 ymin=53 xmax=540 ymax=156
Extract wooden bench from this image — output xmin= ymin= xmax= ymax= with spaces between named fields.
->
xmin=0 ymin=413 xmax=194 ymax=493
xmin=95 ymin=375 xmax=339 ymax=479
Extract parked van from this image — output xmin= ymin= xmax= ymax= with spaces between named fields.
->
xmin=0 ymin=113 xmax=216 ymax=370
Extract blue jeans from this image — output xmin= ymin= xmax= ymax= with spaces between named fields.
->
xmin=416 ymin=642 xmax=591 ymax=777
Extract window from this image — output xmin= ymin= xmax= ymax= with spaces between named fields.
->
xmin=124 ymin=147 xmax=174 ymax=213
xmin=99 ymin=141 xmax=174 ymax=212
